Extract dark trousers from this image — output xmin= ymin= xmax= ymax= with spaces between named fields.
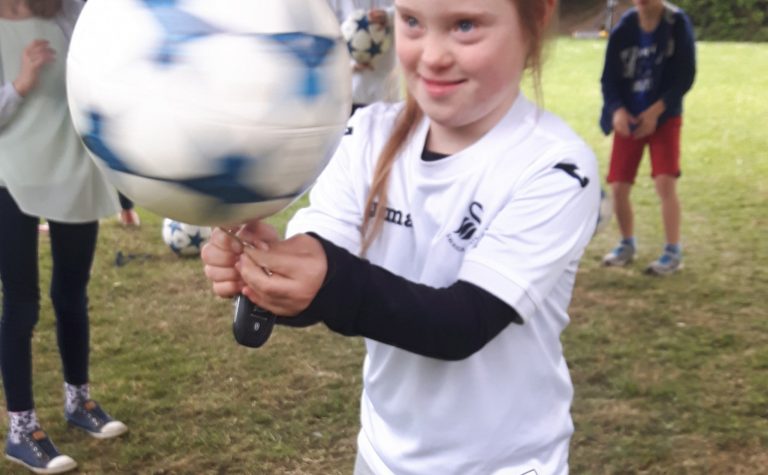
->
xmin=118 ymin=192 xmax=133 ymax=211
xmin=0 ymin=188 xmax=98 ymax=411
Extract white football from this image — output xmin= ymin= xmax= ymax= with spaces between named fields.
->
xmin=67 ymin=0 xmax=352 ymax=225
xmin=162 ymin=218 xmax=212 ymax=256
xmin=341 ymin=9 xmax=392 ymax=66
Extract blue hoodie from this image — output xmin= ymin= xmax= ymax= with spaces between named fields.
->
xmin=599 ymin=3 xmax=696 ymax=135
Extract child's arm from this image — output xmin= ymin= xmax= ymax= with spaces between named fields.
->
xmin=0 ymin=81 xmax=23 ymax=129
xmin=660 ymin=13 xmax=696 ymax=114
xmin=599 ymin=32 xmax=627 ymax=135
xmin=286 ymin=233 xmax=523 ymax=361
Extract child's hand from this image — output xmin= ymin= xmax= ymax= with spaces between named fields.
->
xmin=612 ymin=107 xmax=637 ymax=137
xmin=13 ymin=39 xmax=56 ymax=96
xmin=202 ymin=227 xmax=247 ymax=298
xmin=201 ymin=220 xmax=280 ymax=298
xmin=237 ymin=233 xmax=327 ymax=317
xmin=633 ymin=105 xmax=663 ymax=139
xmin=632 ymin=116 xmax=657 ymax=139
xmin=368 ymin=9 xmax=389 ymax=27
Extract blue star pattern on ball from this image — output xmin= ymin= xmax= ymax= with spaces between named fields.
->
xmin=269 ymin=33 xmax=336 ymax=98
xmin=168 ymin=220 xmax=183 ymax=234
xmin=366 ymin=41 xmax=382 ymax=58
xmin=141 ymin=1 xmax=336 ymax=99
xmin=188 ymin=230 xmax=206 ymax=248
xmin=142 ymin=0 xmax=222 ymax=64
xmin=355 ymin=14 xmax=370 ymax=32
xmin=80 ymin=111 xmax=301 ymax=205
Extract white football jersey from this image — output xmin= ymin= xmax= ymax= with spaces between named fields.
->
xmin=287 ymin=95 xmax=599 ymax=475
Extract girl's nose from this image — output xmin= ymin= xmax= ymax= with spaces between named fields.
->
xmin=420 ymin=34 xmax=452 ymax=69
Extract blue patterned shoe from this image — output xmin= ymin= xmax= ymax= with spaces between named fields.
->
xmin=5 ymin=429 xmax=77 ymax=474
xmin=65 ymin=400 xmax=128 ymax=439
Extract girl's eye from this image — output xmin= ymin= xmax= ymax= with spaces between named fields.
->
xmin=404 ymin=15 xmax=419 ymax=28
xmin=457 ymin=20 xmax=474 ymax=32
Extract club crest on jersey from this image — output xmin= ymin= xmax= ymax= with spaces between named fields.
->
xmin=447 ymin=201 xmax=483 ymax=252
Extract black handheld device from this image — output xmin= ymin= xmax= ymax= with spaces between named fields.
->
xmin=232 ymin=294 xmax=277 ymax=348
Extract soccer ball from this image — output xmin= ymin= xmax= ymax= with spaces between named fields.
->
xmin=595 ymin=188 xmax=613 ymax=235
xmin=341 ymin=9 xmax=392 ymax=66
xmin=162 ymin=218 xmax=212 ymax=256
xmin=67 ymin=0 xmax=352 ymax=226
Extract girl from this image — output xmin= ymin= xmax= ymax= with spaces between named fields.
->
xmin=203 ymin=0 xmax=599 ymax=473
xmin=0 ymin=0 xmax=126 ymax=473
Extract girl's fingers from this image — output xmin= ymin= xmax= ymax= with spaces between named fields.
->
xmin=212 ymin=280 xmax=243 ymax=299
xmin=201 ymin=241 xmax=240 ymax=267
xmin=208 ymin=227 xmax=244 ymax=253
xmin=239 ymin=220 xmax=279 ymax=247
xmin=203 ymin=264 xmax=241 ymax=283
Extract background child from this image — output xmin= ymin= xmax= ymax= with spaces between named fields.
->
xmin=599 ymin=0 xmax=696 ymax=275
xmin=203 ymin=0 xmax=599 ymax=473
xmin=327 ymin=0 xmax=401 ymax=114
xmin=0 ymin=0 xmax=127 ymax=473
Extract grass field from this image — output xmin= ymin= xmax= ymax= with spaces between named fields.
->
xmin=2 ymin=39 xmax=766 ymax=474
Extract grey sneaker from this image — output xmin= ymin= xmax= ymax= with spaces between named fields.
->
xmin=602 ymin=243 xmax=635 ymax=266
xmin=645 ymin=251 xmax=683 ymax=275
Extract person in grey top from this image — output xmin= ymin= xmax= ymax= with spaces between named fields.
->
xmin=0 ymin=1 xmax=126 ymax=473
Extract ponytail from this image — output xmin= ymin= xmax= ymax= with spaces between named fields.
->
xmin=360 ymin=96 xmax=422 ymax=256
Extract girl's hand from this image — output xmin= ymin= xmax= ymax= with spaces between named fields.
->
xmin=201 ymin=220 xmax=281 ymax=298
xmin=13 ymin=40 xmax=56 ymax=96
xmin=237 ymin=233 xmax=327 ymax=317
xmin=612 ymin=107 xmax=637 ymax=137
xmin=201 ymin=227 xmax=247 ymax=298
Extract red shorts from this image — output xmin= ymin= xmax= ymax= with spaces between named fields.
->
xmin=607 ymin=116 xmax=682 ymax=184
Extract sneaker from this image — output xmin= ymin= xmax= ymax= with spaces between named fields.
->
xmin=645 ymin=251 xmax=683 ymax=276
xmin=118 ymin=209 xmax=140 ymax=227
xmin=5 ymin=429 xmax=77 ymax=474
xmin=65 ymin=400 xmax=127 ymax=439
xmin=602 ymin=243 xmax=635 ymax=266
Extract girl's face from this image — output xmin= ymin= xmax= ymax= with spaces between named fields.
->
xmin=632 ymin=0 xmax=664 ymax=13
xmin=395 ymin=0 xmax=529 ymax=145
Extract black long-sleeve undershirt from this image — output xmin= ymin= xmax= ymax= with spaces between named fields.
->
xmin=279 ymin=233 xmax=522 ymax=361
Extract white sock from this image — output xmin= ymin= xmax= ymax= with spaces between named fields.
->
xmin=64 ymin=382 xmax=89 ymax=415
xmin=8 ymin=410 xmax=40 ymax=444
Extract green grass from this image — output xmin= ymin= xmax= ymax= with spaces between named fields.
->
xmin=2 ymin=39 xmax=767 ymax=474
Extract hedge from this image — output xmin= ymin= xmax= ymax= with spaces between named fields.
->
xmin=672 ymin=0 xmax=767 ymax=41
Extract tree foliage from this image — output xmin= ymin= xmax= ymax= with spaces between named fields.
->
xmin=675 ymin=0 xmax=768 ymax=41
xmin=560 ymin=0 xmax=767 ymax=41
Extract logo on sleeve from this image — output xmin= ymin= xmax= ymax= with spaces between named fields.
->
xmin=344 ymin=126 xmax=353 ymax=135
xmin=554 ymin=162 xmax=589 ymax=188
xmin=447 ymin=201 xmax=483 ymax=252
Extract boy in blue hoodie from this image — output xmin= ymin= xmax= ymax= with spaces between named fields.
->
xmin=599 ymin=0 xmax=696 ymax=275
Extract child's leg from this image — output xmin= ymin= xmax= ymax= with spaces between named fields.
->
xmin=611 ymin=182 xmax=634 ymax=239
xmin=653 ymin=175 xmax=680 ymax=244
xmin=607 ymin=132 xmax=646 ymax=239
xmin=0 ymin=188 xmax=40 ymax=413
xmin=649 ymin=117 xmax=682 ymax=246
xmin=47 ymin=220 xmax=99 ymax=387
